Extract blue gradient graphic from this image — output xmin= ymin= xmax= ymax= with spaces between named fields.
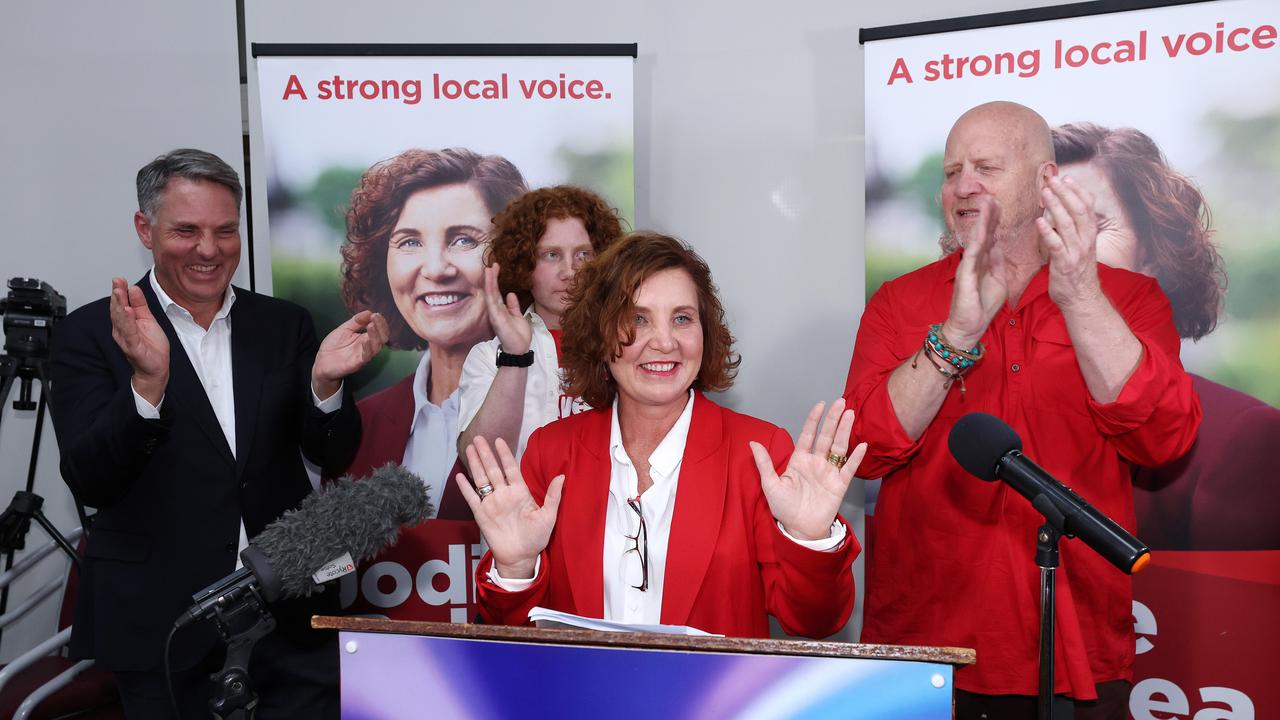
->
xmin=339 ymin=632 xmax=954 ymax=719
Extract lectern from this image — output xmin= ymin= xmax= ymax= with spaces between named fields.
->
xmin=314 ymin=616 xmax=974 ymax=719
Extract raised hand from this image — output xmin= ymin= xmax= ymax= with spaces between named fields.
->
xmin=1036 ymin=175 xmax=1104 ymax=310
xmin=108 ymin=277 xmax=170 ymax=405
xmin=311 ymin=310 xmax=390 ymax=400
xmin=943 ymin=195 xmax=1008 ymax=350
xmin=750 ymin=398 xmax=868 ymax=541
xmin=456 ymin=436 xmax=564 ymax=579
xmin=482 ymin=264 xmax=533 ymax=355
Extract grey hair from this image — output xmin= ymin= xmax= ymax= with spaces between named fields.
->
xmin=136 ymin=148 xmax=242 ymax=219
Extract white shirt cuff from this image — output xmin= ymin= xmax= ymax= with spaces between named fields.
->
xmin=486 ymin=555 xmax=541 ymax=591
xmin=777 ymin=519 xmax=846 ymax=552
xmin=312 ymin=382 xmax=344 ymax=413
xmin=132 ymin=382 xmax=163 ymax=418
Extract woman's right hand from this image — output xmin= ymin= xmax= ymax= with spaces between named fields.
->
xmin=483 ymin=264 xmax=534 ymax=356
xmin=455 ymin=436 xmax=564 ymax=579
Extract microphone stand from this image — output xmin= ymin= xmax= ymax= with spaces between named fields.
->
xmin=206 ymin=584 xmax=276 ymax=720
xmin=1029 ymin=493 xmax=1069 ymax=720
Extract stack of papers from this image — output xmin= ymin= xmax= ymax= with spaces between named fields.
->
xmin=528 ymin=607 xmax=722 ymax=637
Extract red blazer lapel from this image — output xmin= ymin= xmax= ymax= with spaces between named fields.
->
xmin=353 ymin=376 xmax=474 ymax=520
xmin=661 ymin=393 xmax=728 ymax=627
xmin=344 ymin=375 xmax=416 ymax=480
xmin=436 ymin=457 xmax=473 ymax=521
xmin=555 ymin=408 xmax=611 ymax=619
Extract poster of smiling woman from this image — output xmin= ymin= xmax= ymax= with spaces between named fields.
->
xmin=862 ymin=1 xmax=1277 ymax=716
xmin=250 ymin=45 xmax=634 ymax=624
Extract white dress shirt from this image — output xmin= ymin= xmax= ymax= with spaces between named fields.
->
xmin=400 ymin=350 xmax=458 ymax=520
xmin=488 ymin=391 xmax=845 ymax=623
xmin=600 ymin=392 xmax=694 ymax=623
xmin=132 ymin=270 xmax=341 ymax=566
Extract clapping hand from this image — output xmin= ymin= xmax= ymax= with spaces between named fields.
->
xmin=483 ymin=264 xmax=533 ymax=356
xmin=943 ymin=194 xmax=1008 ymax=350
xmin=749 ymin=398 xmax=867 ymax=541
xmin=456 ymin=437 xmax=565 ymax=579
xmin=1035 ymin=175 xmax=1104 ymax=310
xmin=108 ymin=277 xmax=169 ymax=405
xmin=311 ymin=310 xmax=390 ymax=400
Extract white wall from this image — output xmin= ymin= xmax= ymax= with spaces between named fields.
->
xmin=2 ymin=0 xmax=1060 ymax=662
xmin=0 ymin=1 xmax=243 ymax=663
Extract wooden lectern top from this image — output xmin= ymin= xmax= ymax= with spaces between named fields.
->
xmin=313 ymin=615 xmax=974 ymax=667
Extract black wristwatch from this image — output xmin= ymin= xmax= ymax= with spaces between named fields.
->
xmin=496 ymin=349 xmax=535 ymax=368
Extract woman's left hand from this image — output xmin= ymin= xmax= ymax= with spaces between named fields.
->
xmin=750 ymin=398 xmax=867 ymax=541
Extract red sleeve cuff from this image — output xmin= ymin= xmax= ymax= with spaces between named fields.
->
xmin=1087 ymin=334 xmax=1171 ymax=435
xmin=475 ymin=550 xmax=549 ymax=626
xmin=849 ymin=379 xmax=925 ymax=478
xmin=770 ymin=514 xmax=861 ymax=569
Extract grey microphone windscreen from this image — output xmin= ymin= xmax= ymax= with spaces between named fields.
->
xmin=249 ymin=463 xmax=432 ymax=600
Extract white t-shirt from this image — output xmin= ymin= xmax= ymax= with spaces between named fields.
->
xmin=457 ymin=310 xmax=588 ymax=460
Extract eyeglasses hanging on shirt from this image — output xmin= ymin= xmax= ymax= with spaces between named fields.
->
xmin=622 ymin=496 xmax=649 ymax=592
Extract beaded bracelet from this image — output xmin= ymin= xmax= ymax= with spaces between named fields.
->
xmin=927 ymin=323 xmax=984 ymax=369
xmin=915 ymin=338 xmax=967 ymax=396
xmin=911 ymin=324 xmax=985 ymax=397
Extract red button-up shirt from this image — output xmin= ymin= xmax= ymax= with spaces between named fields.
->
xmin=845 ymin=251 xmax=1201 ymax=699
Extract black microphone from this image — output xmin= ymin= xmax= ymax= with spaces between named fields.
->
xmin=948 ymin=412 xmax=1150 ymax=574
xmin=175 ymin=463 xmax=432 ymax=629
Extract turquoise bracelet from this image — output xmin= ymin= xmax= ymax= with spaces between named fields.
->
xmin=927 ymin=323 xmax=984 ymax=370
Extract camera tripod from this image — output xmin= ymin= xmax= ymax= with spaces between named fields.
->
xmin=0 ymin=353 xmax=83 ymax=649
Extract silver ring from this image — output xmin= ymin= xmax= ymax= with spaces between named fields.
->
xmin=476 ymin=484 xmax=495 ymax=499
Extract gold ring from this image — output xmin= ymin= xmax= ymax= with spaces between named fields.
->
xmin=476 ymin=484 xmax=495 ymax=498
xmin=826 ymin=453 xmax=847 ymax=469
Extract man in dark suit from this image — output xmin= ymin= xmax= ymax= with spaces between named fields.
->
xmin=49 ymin=148 xmax=389 ymax=718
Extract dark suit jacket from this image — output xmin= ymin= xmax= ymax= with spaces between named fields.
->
xmin=477 ymin=392 xmax=859 ymax=639
xmin=48 ymin=275 xmax=360 ymax=672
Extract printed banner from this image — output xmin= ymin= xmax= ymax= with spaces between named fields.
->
xmin=864 ymin=1 xmax=1278 ymax=715
xmin=254 ymin=49 xmax=634 ymax=622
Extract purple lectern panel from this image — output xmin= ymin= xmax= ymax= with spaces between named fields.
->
xmin=338 ymin=631 xmax=953 ymax=719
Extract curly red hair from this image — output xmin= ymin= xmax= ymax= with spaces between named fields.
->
xmin=1052 ymin=123 xmax=1225 ymax=340
xmin=484 ymin=185 xmax=626 ymax=310
xmin=341 ymin=148 xmax=527 ymax=350
xmin=560 ymin=232 xmax=740 ymax=408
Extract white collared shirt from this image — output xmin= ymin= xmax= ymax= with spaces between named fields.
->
xmin=400 ymin=350 xmax=457 ymax=520
xmin=138 ymin=270 xmax=238 ymax=453
xmin=601 ymin=391 xmax=695 ymax=623
xmin=132 ymin=269 xmax=341 ymax=565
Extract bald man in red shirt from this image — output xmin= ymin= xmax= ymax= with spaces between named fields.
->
xmin=845 ymin=101 xmax=1200 ymax=719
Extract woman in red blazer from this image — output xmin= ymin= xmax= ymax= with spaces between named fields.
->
xmin=455 ymin=232 xmax=867 ymax=639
